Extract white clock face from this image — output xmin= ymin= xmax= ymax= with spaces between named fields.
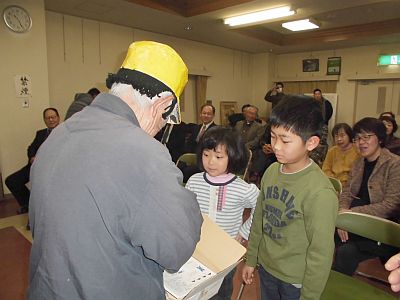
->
xmin=3 ymin=5 xmax=32 ymax=33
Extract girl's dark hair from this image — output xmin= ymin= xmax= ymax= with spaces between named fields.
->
xmin=269 ymin=95 xmax=323 ymax=142
xmin=332 ymin=123 xmax=354 ymax=140
xmin=379 ymin=111 xmax=395 ymax=119
xmin=379 ymin=115 xmax=398 ymax=134
xmin=197 ymin=126 xmax=248 ymax=174
xmin=353 ymin=117 xmax=387 ymax=147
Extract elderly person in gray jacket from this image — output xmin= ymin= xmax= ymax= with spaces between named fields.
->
xmin=28 ymin=41 xmax=203 ymax=300
xmin=333 ymin=117 xmax=400 ymax=276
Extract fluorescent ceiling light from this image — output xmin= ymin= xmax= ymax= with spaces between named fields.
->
xmin=224 ymin=6 xmax=295 ymax=27
xmin=282 ymin=19 xmax=319 ymax=31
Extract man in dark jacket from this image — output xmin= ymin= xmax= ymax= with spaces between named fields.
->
xmin=264 ymin=82 xmax=285 ymax=109
xmin=64 ymin=87 xmax=100 ymax=120
xmin=28 ymin=41 xmax=203 ymax=300
xmin=5 ymin=108 xmax=59 ymax=214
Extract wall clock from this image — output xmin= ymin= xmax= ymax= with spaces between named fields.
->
xmin=3 ymin=5 xmax=32 ymax=33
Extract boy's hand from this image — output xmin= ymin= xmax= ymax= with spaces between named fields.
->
xmin=385 ymin=253 xmax=400 ymax=292
xmin=242 ymin=265 xmax=255 ymax=284
xmin=337 ymin=229 xmax=349 ymax=242
xmin=262 ymin=144 xmax=273 ymax=155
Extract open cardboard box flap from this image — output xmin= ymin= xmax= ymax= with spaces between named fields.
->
xmin=166 ymin=214 xmax=246 ymax=299
xmin=193 ymin=215 xmax=246 ymax=273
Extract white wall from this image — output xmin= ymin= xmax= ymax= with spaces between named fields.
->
xmin=0 ymin=0 xmax=50 ymax=191
xmin=269 ymin=45 xmax=400 ymax=125
xmin=3 ymin=1 xmax=400 ymax=195
xmin=45 ymin=11 xmax=259 ymax=125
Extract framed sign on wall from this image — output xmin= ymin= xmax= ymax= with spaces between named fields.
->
xmin=327 ymin=57 xmax=341 ymax=75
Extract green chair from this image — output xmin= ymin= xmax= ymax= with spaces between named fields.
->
xmin=321 ymin=212 xmax=400 ymax=300
xmin=176 ymin=153 xmax=197 ymax=168
xmin=328 ymin=176 xmax=342 ymax=194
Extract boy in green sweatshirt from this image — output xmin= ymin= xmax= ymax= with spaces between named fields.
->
xmin=242 ymin=95 xmax=338 ymax=300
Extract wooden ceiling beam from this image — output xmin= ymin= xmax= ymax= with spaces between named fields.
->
xmin=184 ymin=0 xmax=254 ymax=17
xmin=123 ymin=0 xmax=186 ymax=16
xmin=124 ymin=0 xmax=254 ymax=17
xmin=233 ymin=18 xmax=400 ymax=46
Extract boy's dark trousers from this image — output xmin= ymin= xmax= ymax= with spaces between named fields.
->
xmin=258 ymin=265 xmax=300 ymax=300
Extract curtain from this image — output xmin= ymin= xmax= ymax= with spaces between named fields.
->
xmin=195 ymin=76 xmax=208 ymax=123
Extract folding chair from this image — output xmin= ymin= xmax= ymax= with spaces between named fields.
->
xmin=328 ymin=176 xmax=342 ymax=194
xmin=237 ymin=149 xmax=252 ymax=183
xmin=176 ymin=153 xmax=197 ymax=168
xmin=321 ymin=212 xmax=400 ymax=300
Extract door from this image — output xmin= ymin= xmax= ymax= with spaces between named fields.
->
xmin=355 ymin=80 xmax=400 ymax=123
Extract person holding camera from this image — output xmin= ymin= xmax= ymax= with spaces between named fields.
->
xmin=264 ymin=82 xmax=285 ymax=109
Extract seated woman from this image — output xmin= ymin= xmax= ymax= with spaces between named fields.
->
xmin=333 ymin=117 xmax=400 ymax=276
xmin=379 ymin=115 xmax=400 ymax=156
xmin=322 ymin=123 xmax=360 ymax=187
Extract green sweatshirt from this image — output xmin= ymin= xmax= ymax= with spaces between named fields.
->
xmin=246 ymin=161 xmax=338 ymax=300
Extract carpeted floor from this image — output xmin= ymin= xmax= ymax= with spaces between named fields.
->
xmin=0 ymin=196 xmax=398 ymax=300
xmin=0 ymin=226 xmax=31 ymax=300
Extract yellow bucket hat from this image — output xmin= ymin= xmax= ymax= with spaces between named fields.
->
xmin=107 ymin=41 xmax=188 ymax=124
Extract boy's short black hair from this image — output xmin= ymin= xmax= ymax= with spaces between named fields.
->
xmin=197 ymin=126 xmax=248 ymax=174
xmin=276 ymin=82 xmax=284 ymax=88
xmin=87 ymin=88 xmax=100 ymax=98
xmin=313 ymin=88 xmax=322 ymax=94
xmin=332 ymin=123 xmax=354 ymax=140
xmin=269 ymin=95 xmax=323 ymax=142
xmin=353 ymin=117 xmax=387 ymax=147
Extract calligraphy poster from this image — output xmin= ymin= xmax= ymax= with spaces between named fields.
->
xmin=14 ymin=74 xmax=32 ymax=97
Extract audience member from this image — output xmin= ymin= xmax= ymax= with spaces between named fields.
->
xmin=28 ymin=41 xmax=203 ymax=299
xmin=186 ymin=104 xmax=217 ymax=153
xmin=65 ymin=87 xmax=100 ymax=120
xmin=235 ymin=105 xmax=264 ymax=151
xmin=248 ymin=123 xmax=277 ymax=185
xmin=333 ymin=117 xmax=400 ymax=276
xmin=379 ymin=115 xmax=400 ymax=155
xmin=178 ymin=104 xmax=217 ymax=182
xmin=242 ymin=96 xmax=338 ymax=300
xmin=385 ymin=252 xmax=400 ymax=292
xmin=155 ymin=122 xmax=194 ymax=162
xmin=322 ymin=123 xmax=360 ymax=187
xmin=5 ymin=107 xmax=60 ymax=215
xmin=228 ymin=104 xmax=251 ymax=128
xmin=264 ymin=82 xmax=285 ymax=109
xmin=186 ymin=127 xmax=259 ymax=300
xmin=310 ymin=88 xmax=333 ymax=165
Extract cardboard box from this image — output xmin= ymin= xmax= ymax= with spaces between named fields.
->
xmin=165 ymin=214 xmax=246 ymax=300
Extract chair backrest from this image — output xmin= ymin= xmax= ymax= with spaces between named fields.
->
xmin=236 ymin=149 xmax=252 ymax=182
xmin=176 ymin=153 xmax=197 ymax=167
xmin=328 ymin=177 xmax=342 ymax=194
xmin=336 ymin=212 xmax=400 ymax=248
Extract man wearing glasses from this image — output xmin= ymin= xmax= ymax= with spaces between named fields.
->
xmin=5 ymin=108 xmax=60 ymax=216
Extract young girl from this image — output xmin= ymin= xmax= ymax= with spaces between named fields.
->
xmin=186 ymin=126 xmax=259 ymax=300
xmin=322 ymin=123 xmax=360 ymax=187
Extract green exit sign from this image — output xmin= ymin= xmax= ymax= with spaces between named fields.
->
xmin=378 ymin=55 xmax=400 ymax=66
